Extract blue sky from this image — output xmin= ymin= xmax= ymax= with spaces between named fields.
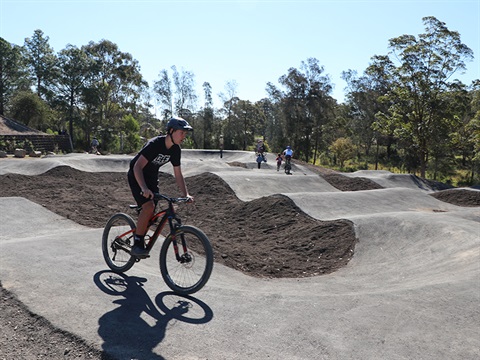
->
xmin=1 ymin=0 xmax=479 ymax=110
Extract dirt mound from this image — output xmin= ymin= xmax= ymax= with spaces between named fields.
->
xmin=183 ymin=173 xmax=356 ymax=277
xmin=0 ymin=168 xmax=356 ymax=278
xmin=322 ymin=173 xmax=384 ymax=191
xmin=430 ymin=188 xmax=480 ymax=207
xmin=227 ymin=161 xmax=248 ymax=168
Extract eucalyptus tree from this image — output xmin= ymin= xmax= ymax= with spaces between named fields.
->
xmin=374 ymin=16 xmax=474 ymax=177
xmin=171 ymin=65 xmax=197 ymax=117
xmin=218 ymin=80 xmax=240 ymax=150
xmin=467 ymin=81 xmax=480 ymax=182
xmin=277 ymin=67 xmax=307 ymax=154
xmin=218 ymin=79 xmax=238 ymax=121
xmin=137 ymin=91 xmax=161 ymax=141
xmin=0 ymin=37 xmax=29 ymax=115
xmin=82 ymin=39 xmax=147 ymax=150
xmin=265 ymin=82 xmax=287 ymax=152
xmin=153 ymin=69 xmax=173 ymax=120
xmin=222 ymin=97 xmax=244 ymax=150
xmin=449 ymin=81 xmax=480 ymax=183
xmin=54 ymin=44 xmax=94 ymax=141
xmin=273 ymin=58 xmax=334 ymax=162
xmin=257 ymin=97 xmax=275 ymax=147
xmin=230 ymin=99 xmax=263 ymax=150
xmin=23 ymin=29 xmax=58 ymax=101
xmin=197 ymin=81 xmax=217 ymax=149
xmin=342 ymin=55 xmax=395 ymax=168
xmin=153 ymin=65 xmax=197 ymax=131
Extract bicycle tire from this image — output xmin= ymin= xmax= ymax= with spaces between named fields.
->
xmin=102 ymin=213 xmax=137 ymax=273
xmin=159 ymin=225 xmax=214 ymax=295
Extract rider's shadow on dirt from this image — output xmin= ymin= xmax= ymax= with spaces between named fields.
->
xmin=93 ymin=271 xmax=213 ymax=360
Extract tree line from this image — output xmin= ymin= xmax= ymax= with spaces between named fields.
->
xmin=0 ymin=16 xmax=478 ymax=185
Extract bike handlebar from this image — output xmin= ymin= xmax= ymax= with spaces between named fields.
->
xmin=153 ymin=193 xmax=192 ymax=204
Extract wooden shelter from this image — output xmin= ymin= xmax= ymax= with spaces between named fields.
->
xmin=0 ymin=115 xmax=72 ymax=153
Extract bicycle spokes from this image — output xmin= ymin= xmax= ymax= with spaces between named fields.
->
xmin=102 ymin=213 xmax=137 ymax=273
xmin=160 ymin=226 xmax=213 ymax=295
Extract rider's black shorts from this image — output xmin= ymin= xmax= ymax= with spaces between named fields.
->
xmin=127 ymin=169 xmax=159 ymax=206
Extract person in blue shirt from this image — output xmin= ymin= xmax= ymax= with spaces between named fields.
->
xmin=283 ymin=146 xmax=293 ymax=174
xmin=127 ymin=116 xmax=193 ymax=258
xmin=283 ymin=146 xmax=293 ymax=161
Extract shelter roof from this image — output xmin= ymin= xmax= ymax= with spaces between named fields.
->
xmin=0 ymin=115 xmax=47 ymax=135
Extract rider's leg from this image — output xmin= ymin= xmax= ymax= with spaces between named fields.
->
xmin=132 ymin=200 xmax=155 ymax=257
xmin=127 ymin=170 xmax=156 ymax=257
xmin=136 ymin=200 xmax=155 ymax=237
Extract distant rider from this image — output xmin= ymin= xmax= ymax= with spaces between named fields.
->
xmin=256 ymin=153 xmax=264 ymax=169
xmin=283 ymin=146 xmax=293 ymax=163
xmin=276 ymin=153 xmax=283 ymax=171
xmin=91 ymin=137 xmax=100 ymax=154
xmin=283 ymin=146 xmax=293 ymax=174
xmin=256 ymin=139 xmax=266 ymax=162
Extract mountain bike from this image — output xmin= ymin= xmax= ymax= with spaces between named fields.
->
xmin=284 ymin=156 xmax=292 ymax=174
xmin=102 ymin=193 xmax=214 ymax=295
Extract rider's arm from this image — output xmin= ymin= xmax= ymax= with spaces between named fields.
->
xmin=173 ymin=165 xmax=192 ymax=200
xmin=133 ymin=155 xmax=153 ymax=199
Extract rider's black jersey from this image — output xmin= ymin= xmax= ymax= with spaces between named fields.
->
xmin=129 ymin=135 xmax=181 ymax=181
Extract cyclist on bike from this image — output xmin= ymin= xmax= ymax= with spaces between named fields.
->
xmin=255 ymin=139 xmax=266 ymax=162
xmin=283 ymin=146 xmax=293 ymax=174
xmin=128 ymin=116 xmax=194 ymax=258
xmin=91 ymin=137 xmax=100 ymax=154
xmin=283 ymin=145 xmax=293 ymax=162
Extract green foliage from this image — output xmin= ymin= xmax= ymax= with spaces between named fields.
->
xmin=122 ymin=114 xmax=141 ymax=154
xmin=8 ymin=91 xmax=54 ymax=131
xmin=181 ymin=136 xmax=195 ymax=149
xmin=372 ymin=17 xmax=474 ymax=178
xmin=329 ymin=137 xmax=356 ymax=168
xmin=22 ymin=30 xmax=59 ymax=108
xmin=4 ymin=138 xmax=17 ymax=152
xmin=22 ymin=139 xmax=34 ymax=152
xmin=0 ymin=37 xmax=30 ymax=115
xmin=271 ymin=57 xmax=334 ymax=162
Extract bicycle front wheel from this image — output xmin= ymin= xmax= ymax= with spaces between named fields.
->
xmin=102 ymin=213 xmax=136 ymax=273
xmin=159 ymin=225 xmax=214 ymax=295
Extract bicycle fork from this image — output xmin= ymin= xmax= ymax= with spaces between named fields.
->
xmin=168 ymin=217 xmax=192 ymax=264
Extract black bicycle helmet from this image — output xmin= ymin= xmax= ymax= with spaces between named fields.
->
xmin=166 ymin=116 xmax=193 ymax=132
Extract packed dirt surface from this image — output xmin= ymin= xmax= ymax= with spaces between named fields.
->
xmin=1 ymin=163 xmax=478 ymax=359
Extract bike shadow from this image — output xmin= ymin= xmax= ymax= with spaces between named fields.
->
xmin=93 ymin=270 xmax=213 ymax=360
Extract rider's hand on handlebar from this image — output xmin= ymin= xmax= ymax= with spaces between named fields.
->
xmin=186 ymin=195 xmax=194 ymax=203
xmin=140 ymin=188 xmax=153 ymax=199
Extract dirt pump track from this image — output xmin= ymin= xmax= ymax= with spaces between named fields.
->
xmin=0 ymin=151 xmax=479 ymax=360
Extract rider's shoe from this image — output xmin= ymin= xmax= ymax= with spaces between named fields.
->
xmin=131 ymin=242 xmax=150 ymax=258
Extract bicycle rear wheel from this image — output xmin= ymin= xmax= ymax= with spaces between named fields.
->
xmin=102 ymin=213 xmax=136 ymax=273
xmin=159 ymin=225 xmax=214 ymax=295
